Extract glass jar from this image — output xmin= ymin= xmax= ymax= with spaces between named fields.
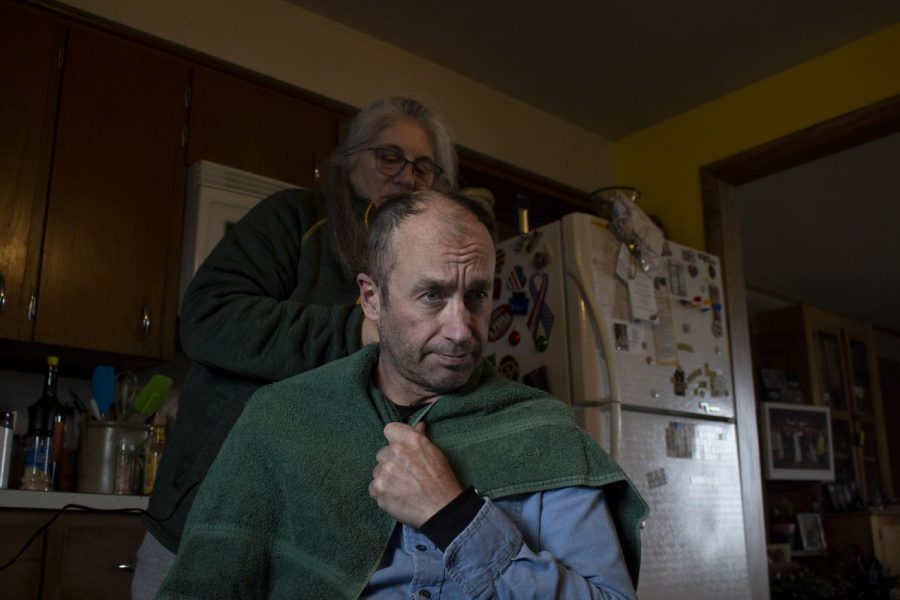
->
xmin=113 ymin=440 xmax=136 ymax=495
xmin=20 ymin=434 xmax=52 ymax=492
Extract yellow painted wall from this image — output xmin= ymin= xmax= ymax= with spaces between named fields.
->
xmin=613 ymin=23 xmax=900 ymax=249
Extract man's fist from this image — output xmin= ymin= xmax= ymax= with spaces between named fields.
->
xmin=369 ymin=421 xmax=463 ymax=527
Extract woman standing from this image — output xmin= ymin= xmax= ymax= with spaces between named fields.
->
xmin=132 ymin=97 xmax=458 ymax=599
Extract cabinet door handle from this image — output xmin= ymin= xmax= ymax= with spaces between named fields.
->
xmin=139 ymin=306 xmax=151 ymax=340
xmin=116 ymin=563 xmax=136 ymax=572
xmin=0 ymin=275 xmax=6 ymax=313
xmin=313 ymin=153 xmax=321 ymax=183
xmin=27 ymin=295 xmax=37 ymax=321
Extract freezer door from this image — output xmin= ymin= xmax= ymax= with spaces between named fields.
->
xmin=581 ymin=406 xmax=751 ymax=599
xmin=561 ymin=213 xmax=735 ymax=418
xmin=485 ymin=220 xmax=572 ymax=403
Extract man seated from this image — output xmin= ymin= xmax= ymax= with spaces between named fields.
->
xmin=158 ymin=190 xmax=648 ymax=599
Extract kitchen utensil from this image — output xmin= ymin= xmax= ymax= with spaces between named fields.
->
xmin=133 ymin=375 xmax=173 ymax=415
xmin=115 ymin=371 xmax=138 ymax=421
xmin=88 ymin=398 xmax=102 ymax=421
xmin=77 ymin=421 xmax=150 ymax=494
xmin=68 ymin=389 xmax=89 ymax=415
xmin=92 ymin=365 xmax=116 ymax=417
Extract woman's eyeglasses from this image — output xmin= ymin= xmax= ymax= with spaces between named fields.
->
xmin=366 ymin=147 xmax=443 ymax=188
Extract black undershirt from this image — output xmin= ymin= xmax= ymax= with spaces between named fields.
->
xmin=390 ymin=401 xmax=485 ymax=551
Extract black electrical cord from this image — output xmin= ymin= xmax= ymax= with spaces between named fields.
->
xmin=0 ymin=480 xmax=200 ymax=573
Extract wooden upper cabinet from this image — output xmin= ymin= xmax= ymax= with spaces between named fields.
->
xmin=32 ymin=25 xmax=190 ymax=359
xmin=0 ymin=2 xmax=65 ymax=342
xmin=186 ymin=67 xmax=341 ymax=187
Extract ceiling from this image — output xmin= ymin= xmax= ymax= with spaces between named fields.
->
xmin=288 ymin=0 xmax=900 ymax=140
xmin=287 ymin=1 xmax=900 ymax=333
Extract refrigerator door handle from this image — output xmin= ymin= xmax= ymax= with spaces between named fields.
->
xmin=609 ymin=402 xmax=622 ymax=461
xmin=565 ymin=263 xmax=620 ymax=404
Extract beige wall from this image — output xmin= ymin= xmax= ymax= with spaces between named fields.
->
xmin=57 ymin=0 xmax=614 ymax=192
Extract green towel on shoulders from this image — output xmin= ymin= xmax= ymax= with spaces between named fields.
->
xmin=158 ymin=344 xmax=649 ymax=599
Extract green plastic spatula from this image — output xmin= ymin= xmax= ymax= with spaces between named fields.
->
xmin=133 ymin=374 xmax=174 ymax=415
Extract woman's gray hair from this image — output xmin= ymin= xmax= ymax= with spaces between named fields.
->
xmin=323 ymin=97 xmax=458 ymax=278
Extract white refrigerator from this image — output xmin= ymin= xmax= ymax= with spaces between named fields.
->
xmin=179 ymin=160 xmax=299 ymax=311
xmin=486 ymin=211 xmax=751 ymax=598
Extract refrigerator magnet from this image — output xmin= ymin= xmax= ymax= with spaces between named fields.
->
xmin=673 ymin=367 xmax=687 ymax=396
xmin=522 ymin=366 xmax=550 ymax=392
xmin=527 ymin=272 xmax=555 ymax=343
xmin=508 ymin=291 xmax=530 ymax=315
xmin=524 ymin=230 xmax=543 ymax=253
xmin=532 ymin=249 xmax=551 ymax=270
xmin=488 ymin=305 xmax=513 ymax=341
xmin=646 ymin=468 xmax=668 ymax=489
xmin=507 ymin=265 xmax=527 ymax=290
xmin=497 ymin=355 xmax=520 ymax=381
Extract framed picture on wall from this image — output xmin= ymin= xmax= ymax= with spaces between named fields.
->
xmin=761 ymin=402 xmax=835 ymax=480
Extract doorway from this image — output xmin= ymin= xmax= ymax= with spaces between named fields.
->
xmin=700 ymin=93 xmax=900 ymax=597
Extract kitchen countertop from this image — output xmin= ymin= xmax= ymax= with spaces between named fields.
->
xmin=0 ymin=488 xmax=149 ymax=511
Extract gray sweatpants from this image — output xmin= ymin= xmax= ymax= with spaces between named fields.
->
xmin=131 ymin=532 xmax=176 ymax=600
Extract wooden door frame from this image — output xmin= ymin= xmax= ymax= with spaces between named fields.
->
xmin=700 ymin=93 xmax=900 ymax=600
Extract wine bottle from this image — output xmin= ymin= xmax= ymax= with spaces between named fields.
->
xmin=21 ymin=356 xmax=63 ymax=491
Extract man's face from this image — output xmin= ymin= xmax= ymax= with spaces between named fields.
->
xmin=369 ymin=202 xmax=494 ymax=403
xmin=349 ymin=120 xmax=436 ymax=207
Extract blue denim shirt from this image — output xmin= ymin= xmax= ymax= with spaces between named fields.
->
xmin=363 ymin=486 xmax=637 ymax=599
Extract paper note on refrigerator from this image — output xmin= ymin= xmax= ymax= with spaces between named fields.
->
xmin=653 ymin=278 xmax=678 ymax=365
xmin=627 ymin=272 xmax=658 ymax=322
xmin=613 ymin=319 xmax=646 ymax=354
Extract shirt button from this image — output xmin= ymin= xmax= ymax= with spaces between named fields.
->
xmin=415 ymin=544 xmax=428 ymax=552
xmin=418 ymin=591 xmax=431 ymax=599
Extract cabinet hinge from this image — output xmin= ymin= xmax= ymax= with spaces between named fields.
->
xmin=58 ymin=43 xmax=66 ymax=68
xmin=184 ymin=85 xmax=192 ymax=108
